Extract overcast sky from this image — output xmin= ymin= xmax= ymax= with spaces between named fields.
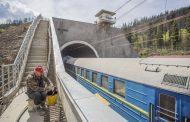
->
xmin=0 ymin=0 xmax=190 ymax=26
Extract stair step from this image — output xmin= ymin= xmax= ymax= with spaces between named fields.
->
xmin=32 ymin=44 xmax=47 ymax=46
xmin=30 ymin=46 xmax=47 ymax=49
xmin=27 ymin=59 xmax=47 ymax=63
xmin=30 ymin=45 xmax=48 ymax=48
xmin=28 ymin=56 xmax=47 ymax=60
xmin=29 ymin=52 xmax=47 ymax=56
xmin=32 ymin=40 xmax=47 ymax=43
xmin=30 ymin=47 xmax=47 ymax=51
xmin=26 ymin=63 xmax=46 ymax=67
xmin=28 ymin=54 xmax=47 ymax=57
xmin=25 ymin=67 xmax=35 ymax=72
xmin=32 ymin=41 xmax=47 ymax=43
xmin=28 ymin=52 xmax=47 ymax=55
xmin=29 ymin=50 xmax=47 ymax=53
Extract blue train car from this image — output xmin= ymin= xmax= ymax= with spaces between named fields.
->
xmin=64 ymin=58 xmax=190 ymax=122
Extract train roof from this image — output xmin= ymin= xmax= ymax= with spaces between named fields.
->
xmin=66 ymin=58 xmax=190 ymax=96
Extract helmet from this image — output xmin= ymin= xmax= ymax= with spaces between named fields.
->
xmin=34 ymin=65 xmax=44 ymax=74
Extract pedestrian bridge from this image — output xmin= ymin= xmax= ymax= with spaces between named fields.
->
xmin=0 ymin=15 xmax=126 ymax=122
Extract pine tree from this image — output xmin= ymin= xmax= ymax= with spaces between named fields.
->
xmin=186 ymin=17 xmax=190 ymax=32
xmin=170 ymin=21 xmax=179 ymax=50
xmin=163 ymin=31 xmax=170 ymax=48
xmin=156 ymin=25 xmax=163 ymax=49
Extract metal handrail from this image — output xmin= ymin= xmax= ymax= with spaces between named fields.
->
xmin=157 ymin=110 xmax=178 ymax=120
xmin=156 ymin=105 xmax=178 ymax=121
xmin=157 ymin=106 xmax=178 ymax=115
xmin=0 ymin=15 xmax=42 ymax=102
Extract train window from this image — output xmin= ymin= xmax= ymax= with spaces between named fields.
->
xmin=114 ymin=79 xmax=125 ymax=97
xmin=77 ymin=67 xmax=80 ymax=74
xmin=81 ymin=69 xmax=85 ymax=77
xmin=101 ymin=75 xmax=108 ymax=89
xmin=73 ymin=66 xmax=75 ymax=72
xmin=92 ymin=72 xmax=97 ymax=83
xmin=86 ymin=70 xmax=90 ymax=80
xmin=71 ymin=65 xmax=74 ymax=72
xmin=75 ymin=67 xmax=77 ymax=73
xmin=159 ymin=94 xmax=176 ymax=122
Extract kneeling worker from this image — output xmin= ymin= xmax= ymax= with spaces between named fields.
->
xmin=26 ymin=65 xmax=53 ymax=112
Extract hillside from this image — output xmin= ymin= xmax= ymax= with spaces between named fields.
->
xmin=0 ymin=23 xmax=30 ymax=65
xmin=123 ymin=6 xmax=190 ymax=57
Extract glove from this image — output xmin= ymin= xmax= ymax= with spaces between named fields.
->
xmin=46 ymin=82 xmax=54 ymax=91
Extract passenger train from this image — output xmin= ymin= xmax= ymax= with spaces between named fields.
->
xmin=64 ymin=58 xmax=190 ymax=122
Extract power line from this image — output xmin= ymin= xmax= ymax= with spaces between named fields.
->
xmin=65 ymin=31 xmax=190 ymax=53
xmin=67 ymin=13 xmax=190 ymax=51
xmin=117 ymin=0 xmax=146 ymax=20
xmin=104 ymin=33 xmax=187 ymax=50
xmin=114 ymin=0 xmax=133 ymax=12
xmin=95 ymin=13 xmax=190 ymax=45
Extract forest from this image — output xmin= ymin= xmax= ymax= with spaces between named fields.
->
xmin=122 ymin=6 xmax=190 ymax=57
xmin=0 ymin=17 xmax=33 ymax=33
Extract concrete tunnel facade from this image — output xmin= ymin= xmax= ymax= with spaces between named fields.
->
xmin=52 ymin=17 xmax=138 ymax=58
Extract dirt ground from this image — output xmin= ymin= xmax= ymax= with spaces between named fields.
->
xmin=0 ymin=23 xmax=30 ymax=65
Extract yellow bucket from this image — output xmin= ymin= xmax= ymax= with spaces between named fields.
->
xmin=47 ymin=94 xmax=57 ymax=106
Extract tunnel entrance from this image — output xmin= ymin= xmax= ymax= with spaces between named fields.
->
xmin=61 ymin=41 xmax=99 ymax=58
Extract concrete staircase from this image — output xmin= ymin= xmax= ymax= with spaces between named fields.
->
xmin=21 ymin=20 xmax=49 ymax=86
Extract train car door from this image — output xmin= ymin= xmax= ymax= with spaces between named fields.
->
xmin=155 ymin=90 xmax=179 ymax=122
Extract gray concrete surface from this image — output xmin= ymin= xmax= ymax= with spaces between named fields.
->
xmin=52 ymin=17 xmax=138 ymax=58
xmin=0 ymin=92 xmax=28 ymax=122
xmin=50 ymin=18 xmax=127 ymax=122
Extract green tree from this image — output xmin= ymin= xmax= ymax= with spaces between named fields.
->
xmin=156 ymin=25 xmax=163 ymax=49
xmin=131 ymin=34 xmax=139 ymax=51
xmin=163 ymin=31 xmax=170 ymax=48
xmin=179 ymin=29 xmax=189 ymax=48
xmin=170 ymin=21 xmax=179 ymax=50
xmin=137 ymin=34 xmax=144 ymax=48
xmin=186 ymin=17 xmax=190 ymax=32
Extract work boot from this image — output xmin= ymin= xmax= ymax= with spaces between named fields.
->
xmin=40 ymin=102 xmax=48 ymax=111
xmin=36 ymin=106 xmax=47 ymax=116
xmin=28 ymin=99 xmax=38 ymax=112
xmin=40 ymin=101 xmax=46 ymax=108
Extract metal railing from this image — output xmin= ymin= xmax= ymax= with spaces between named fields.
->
xmin=0 ymin=15 xmax=42 ymax=103
xmin=156 ymin=106 xmax=178 ymax=121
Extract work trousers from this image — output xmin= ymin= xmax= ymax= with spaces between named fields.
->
xmin=28 ymin=91 xmax=46 ymax=105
